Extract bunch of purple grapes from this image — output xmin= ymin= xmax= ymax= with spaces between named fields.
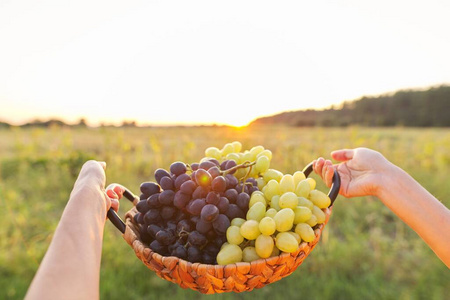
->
xmin=133 ymin=158 xmax=259 ymax=264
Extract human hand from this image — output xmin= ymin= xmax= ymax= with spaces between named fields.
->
xmin=313 ymin=148 xmax=393 ymax=198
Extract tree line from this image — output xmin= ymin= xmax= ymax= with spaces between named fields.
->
xmin=250 ymin=85 xmax=450 ymax=127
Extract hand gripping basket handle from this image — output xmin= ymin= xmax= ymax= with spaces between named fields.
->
xmin=107 ymin=162 xmax=341 ymax=233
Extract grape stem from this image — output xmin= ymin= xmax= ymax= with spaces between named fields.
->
xmin=221 ymin=161 xmax=256 ymax=176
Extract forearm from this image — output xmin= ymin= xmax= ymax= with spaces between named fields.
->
xmin=26 ymin=189 xmax=106 ymax=300
xmin=378 ymin=164 xmax=450 ymax=268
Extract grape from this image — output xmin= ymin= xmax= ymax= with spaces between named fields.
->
xmin=206 ymin=229 xmax=217 ymax=240
xmin=250 ymin=145 xmax=265 ymax=159
xmin=275 ymin=232 xmax=299 ymax=253
xmin=306 ymin=178 xmax=316 ymax=190
xmin=264 ymin=179 xmax=280 ymax=200
xmin=255 ymin=155 xmax=270 ymax=173
xmin=263 ymin=169 xmax=283 ymax=182
xmin=203 ymin=243 xmax=220 ymax=256
xmin=293 ymin=171 xmax=306 ymax=186
xmin=309 ymin=190 xmax=331 ymax=208
xmin=201 ymin=204 xmax=219 ymax=222
xmin=248 ymin=191 xmax=266 ymax=207
xmin=256 ymin=149 xmax=272 ymax=160
xmin=159 ymin=190 xmax=175 ymax=206
xmin=312 ymin=206 xmax=326 ymax=224
xmin=147 ymin=224 xmax=161 ymax=238
xmin=294 ymin=206 xmax=312 ymax=224
xmin=139 ymin=193 xmax=147 ymax=200
xmin=155 ymin=230 xmax=176 ymax=246
xmin=196 ymin=219 xmax=212 ymax=234
xmin=140 ymin=182 xmax=161 ymax=197
xmin=180 ymin=180 xmax=197 ymax=195
xmin=144 ymin=209 xmax=161 ymax=225
xmin=226 ymin=225 xmax=244 ymax=245
xmin=211 ymin=176 xmax=227 ymax=193
xmin=279 ymin=174 xmax=295 ymax=193
xmin=240 ymin=220 xmax=261 ymax=240
xmin=265 ymin=208 xmax=277 ymax=218
xmin=279 ymin=192 xmax=299 ymax=209
xmin=202 ymin=252 xmax=216 ymax=265
xmin=147 ymin=193 xmax=161 ymax=208
xmin=258 ymin=216 xmax=276 ymax=236
xmin=154 ymin=169 xmax=171 ymax=185
xmin=187 ymin=246 xmax=202 ymax=263
xmin=149 ymin=240 xmax=168 ymax=255
xmin=188 ymin=231 xmax=208 ymax=247
xmin=217 ymin=197 xmax=229 ymax=213
xmin=166 ymin=221 xmax=177 ymax=232
xmin=208 ymin=166 xmax=221 ymax=178
xmin=173 ymin=191 xmax=191 ymax=209
xmin=134 ymin=212 xmax=142 ymax=224
xmin=172 ymin=245 xmax=188 ymax=260
xmin=206 ymin=191 xmax=220 ymax=205
xmin=226 ymin=204 xmax=245 ymax=220
xmin=270 ymin=195 xmax=281 ymax=211
xmin=246 ymin=202 xmax=266 ymax=222
xmin=242 ymin=246 xmax=260 ymax=262
xmin=236 ymin=192 xmax=250 ymax=210
xmin=136 ymin=200 xmax=150 ymax=214
xmin=225 ymin=174 xmax=238 ymax=189
xmin=160 ymin=176 xmax=175 ymax=191
xmin=235 ymin=182 xmax=249 ymax=194
xmin=160 ymin=206 xmax=176 ymax=220
xmin=175 ymin=173 xmax=191 ymax=190
xmin=231 ymin=141 xmax=242 ymax=153
xmin=274 ymin=208 xmax=295 ymax=232
xmin=186 ymin=198 xmax=206 ymax=216
xmin=230 ymin=217 xmax=246 ymax=227
xmin=216 ymin=244 xmax=243 ymax=265
xmin=176 ymin=219 xmax=192 ymax=234
xmin=205 ymin=146 xmax=221 ymax=159
xmin=195 ymin=169 xmax=212 ymax=187
xmin=170 ymin=161 xmax=187 ymax=176
xmin=212 ymin=214 xmax=230 ymax=235
xmin=192 ymin=185 xmax=208 ymax=199
xmin=224 ymin=189 xmax=238 ymax=203
xmin=295 ymin=223 xmax=315 ymax=242
xmin=255 ymin=234 xmax=274 ymax=258
xmin=305 ymin=214 xmax=318 ymax=227
xmin=297 ymin=197 xmax=314 ymax=210
xmin=295 ymin=180 xmax=311 ymax=198
xmin=288 ymin=231 xmax=301 ymax=244
xmin=190 ymin=163 xmax=199 ymax=171
xmin=199 ymin=160 xmax=216 ymax=170
xmin=140 ymin=226 xmax=152 ymax=244
xmin=224 ymin=160 xmax=237 ymax=173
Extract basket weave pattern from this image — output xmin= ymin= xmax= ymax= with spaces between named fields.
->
xmin=123 ymin=207 xmax=332 ymax=294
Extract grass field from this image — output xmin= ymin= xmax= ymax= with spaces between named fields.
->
xmin=1 ymin=125 xmax=449 ymax=299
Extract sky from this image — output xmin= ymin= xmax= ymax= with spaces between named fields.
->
xmin=1 ymin=0 xmax=449 ymax=127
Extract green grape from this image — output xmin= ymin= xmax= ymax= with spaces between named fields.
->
xmin=226 ymin=153 xmax=241 ymax=163
xmin=221 ymin=143 xmax=234 ymax=156
xmin=295 ymin=223 xmax=315 ymax=242
xmin=259 ymin=216 xmax=276 ymax=236
xmin=231 ymin=141 xmax=242 ymax=153
xmin=242 ymin=246 xmax=260 ymax=262
xmin=220 ymin=242 xmax=229 ymax=250
xmin=312 ymin=206 xmax=326 ymax=224
xmin=250 ymin=145 xmax=265 ymax=161
xmin=246 ymin=202 xmax=266 ymax=222
xmin=306 ymin=178 xmax=316 ymax=190
xmin=293 ymin=171 xmax=306 ymax=186
xmin=275 ymin=232 xmax=299 ymax=253
xmin=242 ymin=151 xmax=253 ymax=162
xmin=287 ymin=231 xmax=301 ymax=244
xmin=279 ymin=174 xmax=295 ymax=193
xmin=274 ymin=208 xmax=295 ymax=232
xmin=235 ymin=168 xmax=247 ymax=179
xmin=255 ymin=155 xmax=270 ymax=174
xmin=294 ymin=206 xmax=312 ymax=224
xmin=257 ymin=149 xmax=272 ymax=160
xmin=231 ymin=217 xmax=246 ymax=227
xmin=264 ymin=179 xmax=281 ymax=200
xmin=205 ymin=147 xmax=221 ymax=159
xmin=309 ymin=190 xmax=331 ymax=208
xmin=240 ymin=220 xmax=261 ymax=240
xmin=305 ymin=214 xmax=318 ymax=227
xmin=297 ymin=196 xmax=314 ymax=210
xmin=295 ymin=179 xmax=311 ymax=198
xmin=256 ymin=177 xmax=265 ymax=190
xmin=216 ymin=244 xmax=243 ymax=265
xmin=270 ymin=195 xmax=281 ymax=211
xmin=265 ymin=208 xmax=278 ymax=218
xmin=249 ymin=191 xmax=266 ymax=207
xmin=263 ymin=169 xmax=283 ymax=182
xmin=279 ymin=192 xmax=299 ymax=209
xmin=226 ymin=225 xmax=244 ymax=245
xmin=255 ymin=235 xmax=274 ymax=258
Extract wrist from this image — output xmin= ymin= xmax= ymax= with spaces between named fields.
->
xmin=69 ymin=185 xmax=108 ymax=222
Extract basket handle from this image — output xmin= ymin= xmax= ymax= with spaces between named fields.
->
xmin=302 ymin=162 xmax=341 ymax=207
xmin=107 ymin=188 xmax=139 ymax=233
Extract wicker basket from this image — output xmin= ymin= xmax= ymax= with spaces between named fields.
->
xmin=107 ymin=162 xmax=340 ymax=294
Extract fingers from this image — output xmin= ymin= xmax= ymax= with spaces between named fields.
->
xmin=313 ymin=157 xmax=334 ymax=188
xmin=331 ymin=149 xmax=354 ymax=162
xmin=106 ymin=184 xmax=125 ymax=213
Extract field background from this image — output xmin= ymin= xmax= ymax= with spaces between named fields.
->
xmin=1 ymin=125 xmax=449 ymax=299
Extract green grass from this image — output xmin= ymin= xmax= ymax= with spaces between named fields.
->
xmin=1 ymin=125 xmax=449 ymax=299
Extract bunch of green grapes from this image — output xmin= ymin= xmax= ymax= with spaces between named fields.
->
xmin=216 ymin=151 xmax=331 ymax=265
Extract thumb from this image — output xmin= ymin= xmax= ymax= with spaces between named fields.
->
xmin=331 ymin=149 xmax=354 ymax=162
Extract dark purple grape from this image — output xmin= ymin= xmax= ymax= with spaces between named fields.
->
xmin=170 ymin=161 xmax=187 ymax=176
xmin=246 ymin=178 xmax=257 ymax=186
xmin=225 ymin=160 xmax=237 ymax=174
xmin=146 ymin=193 xmax=161 ymax=208
xmin=147 ymin=224 xmax=161 ymax=238
xmin=187 ymin=246 xmax=202 ymax=263
xmin=248 ymin=186 xmax=259 ymax=195
xmin=199 ymin=160 xmax=216 ymax=170
xmin=235 ymin=183 xmax=249 ymax=194
xmin=136 ymin=200 xmax=150 ymax=214
xmin=192 ymin=186 xmax=208 ymax=199
xmin=161 ymin=206 xmax=176 ymax=220
xmin=134 ymin=212 xmax=142 ymax=224
xmin=225 ymin=174 xmax=238 ymax=189
xmin=214 ymin=236 xmax=227 ymax=248
xmin=186 ymin=198 xmax=206 ymax=216
xmin=203 ymin=243 xmax=220 ymax=256
xmin=144 ymin=209 xmax=161 ymax=225
xmin=211 ymin=176 xmax=227 ymax=193
xmin=196 ymin=219 xmax=213 ymax=234
xmin=140 ymin=226 xmax=152 ymax=244
xmin=195 ymin=168 xmax=212 ymax=187
xmin=168 ymin=241 xmax=182 ymax=253
xmin=212 ymin=214 xmax=230 ymax=235
xmin=154 ymin=169 xmax=171 ymax=185
xmin=140 ymin=182 xmax=161 ymax=197
xmin=206 ymin=229 xmax=217 ymax=240
xmin=160 ymin=176 xmax=175 ymax=191
xmin=224 ymin=188 xmax=238 ymax=203
xmin=220 ymin=160 xmax=229 ymax=170
xmin=172 ymin=245 xmax=188 ymax=260
xmin=236 ymin=192 xmax=250 ymax=211
xmin=207 ymin=166 xmax=221 ymax=178
xmin=200 ymin=204 xmax=219 ymax=223
xmin=190 ymin=215 xmax=200 ymax=224
xmin=180 ymin=180 xmax=197 ymax=195
xmin=188 ymin=231 xmax=207 ymax=247
xmin=139 ymin=193 xmax=147 ymax=200
xmin=159 ymin=190 xmax=175 ymax=206
xmin=175 ymin=173 xmax=191 ymax=190
xmin=149 ymin=240 xmax=168 ymax=255
xmin=206 ymin=191 xmax=220 ymax=205
xmin=208 ymin=158 xmax=220 ymax=166
xmin=202 ymin=252 xmax=216 ymax=264
xmin=166 ymin=221 xmax=177 ymax=232
xmin=176 ymin=219 xmax=193 ymax=234
xmin=217 ymin=197 xmax=230 ymax=213
xmin=190 ymin=163 xmax=199 ymax=171
xmin=226 ymin=204 xmax=244 ymax=220
xmin=175 ymin=211 xmax=189 ymax=223
xmin=173 ymin=191 xmax=191 ymax=209
xmin=155 ymin=230 xmax=176 ymax=246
